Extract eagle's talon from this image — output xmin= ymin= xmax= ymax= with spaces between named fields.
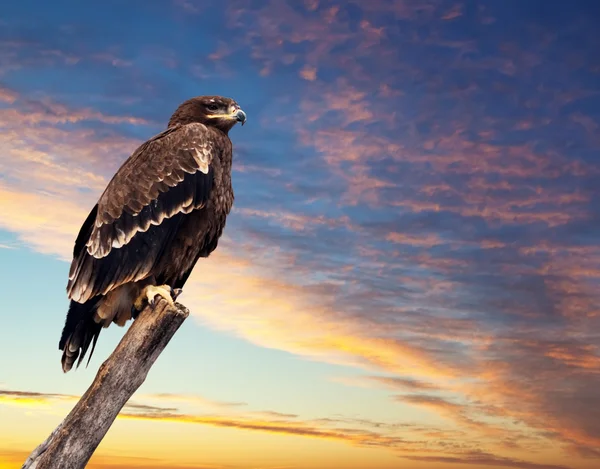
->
xmin=134 ymin=284 xmax=176 ymax=315
xmin=146 ymin=284 xmax=175 ymax=308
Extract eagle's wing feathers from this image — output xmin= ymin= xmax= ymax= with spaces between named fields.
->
xmin=67 ymin=123 xmax=217 ymax=303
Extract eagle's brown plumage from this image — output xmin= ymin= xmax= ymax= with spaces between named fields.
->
xmin=59 ymin=95 xmax=246 ymax=372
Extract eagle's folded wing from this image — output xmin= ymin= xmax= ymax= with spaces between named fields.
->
xmin=66 ymin=123 xmax=217 ymax=303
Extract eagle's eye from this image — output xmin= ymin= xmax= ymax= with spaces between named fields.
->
xmin=206 ymin=103 xmax=220 ymax=112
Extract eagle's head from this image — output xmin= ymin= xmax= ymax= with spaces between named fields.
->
xmin=168 ymin=95 xmax=246 ymax=133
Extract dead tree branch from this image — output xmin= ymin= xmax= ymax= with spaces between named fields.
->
xmin=22 ymin=298 xmax=189 ymax=469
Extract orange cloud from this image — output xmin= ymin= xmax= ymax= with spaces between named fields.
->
xmin=403 ymin=453 xmax=571 ymax=469
xmin=235 ymin=207 xmax=352 ymax=232
xmin=367 ymin=376 xmax=442 ymax=392
xmin=386 ymin=232 xmax=444 ymax=248
xmin=0 ymin=94 xmax=150 ymax=126
xmin=441 ymin=4 xmax=463 ymax=20
xmin=140 ymin=392 xmax=247 ymax=410
xmin=298 ymin=120 xmax=591 ymax=226
xmin=0 ymin=99 xmax=145 ymax=198
xmin=118 ymin=411 xmax=405 ymax=448
xmin=0 ymin=389 xmax=171 ymax=415
xmin=300 ymin=65 xmax=317 ymax=81
xmin=0 ymin=85 xmax=18 ymax=103
xmin=0 ymin=184 xmax=88 ymax=260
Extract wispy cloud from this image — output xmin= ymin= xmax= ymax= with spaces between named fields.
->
xmin=119 ymin=411 xmax=406 ymax=447
xmin=366 ymin=376 xmax=442 ymax=392
xmin=402 ymin=453 xmax=571 ymax=469
xmin=0 ymin=389 xmax=175 ymax=416
xmin=0 ymin=84 xmax=18 ymax=103
xmin=140 ymin=393 xmax=247 ymax=410
xmin=0 ymin=389 xmax=76 ymax=407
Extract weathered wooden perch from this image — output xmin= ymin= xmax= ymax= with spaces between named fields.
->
xmin=22 ymin=298 xmax=190 ymax=469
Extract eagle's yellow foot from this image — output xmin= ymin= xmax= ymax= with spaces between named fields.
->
xmin=132 ymin=284 xmax=182 ymax=318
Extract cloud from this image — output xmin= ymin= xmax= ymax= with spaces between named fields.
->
xmin=251 ymin=410 xmax=299 ymax=420
xmin=366 ymin=376 xmax=441 ymax=392
xmin=0 ymin=184 xmax=90 ymax=261
xmin=140 ymin=393 xmax=247 ymax=410
xmin=234 ymin=207 xmax=352 ymax=232
xmin=0 ymin=389 xmax=76 ymax=407
xmin=120 ymin=402 xmax=179 ymax=416
xmin=0 ymin=97 xmax=150 ymax=126
xmin=118 ymin=411 xmax=406 ymax=448
xmin=90 ymin=52 xmax=134 ymax=68
xmin=0 ymin=389 xmax=175 ymax=416
xmin=299 ymin=66 xmax=317 ymax=81
xmin=172 ymin=0 xmax=204 ymax=14
xmin=0 ymin=84 xmax=18 ymax=103
xmin=403 ymin=452 xmax=571 ymax=469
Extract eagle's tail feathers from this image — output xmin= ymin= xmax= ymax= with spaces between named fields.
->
xmin=59 ymin=298 xmax=102 ymax=373
xmin=76 ymin=321 xmax=102 ymax=370
xmin=84 ymin=325 xmax=102 ymax=368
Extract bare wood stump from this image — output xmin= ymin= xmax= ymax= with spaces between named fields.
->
xmin=22 ymin=298 xmax=189 ymax=469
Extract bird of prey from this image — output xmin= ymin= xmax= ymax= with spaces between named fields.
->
xmin=58 ymin=95 xmax=246 ymax=373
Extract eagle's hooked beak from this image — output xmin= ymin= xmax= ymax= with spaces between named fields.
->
xmin=233 ymin=108 xmax=246 ymax=126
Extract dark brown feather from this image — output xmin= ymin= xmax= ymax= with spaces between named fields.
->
xmin=66 ymin=122 xmax=228 ymax=303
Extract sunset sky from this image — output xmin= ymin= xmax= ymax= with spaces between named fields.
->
xmin=1 ymin=0 xmax=600 ymax=468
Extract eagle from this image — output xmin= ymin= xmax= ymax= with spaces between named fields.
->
xmin=58 ymin=95 xmax=246 ymax=373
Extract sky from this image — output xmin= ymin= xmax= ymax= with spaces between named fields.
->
xmin=0 ymin=0 xmax=600 ymax=468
